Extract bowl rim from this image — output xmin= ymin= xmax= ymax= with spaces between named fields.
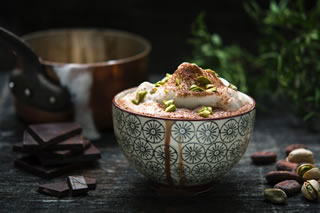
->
xmin=22 ymin=28 xmax=152 ymax=67
xmin=112 ymin=87 xmax=256 ymax=121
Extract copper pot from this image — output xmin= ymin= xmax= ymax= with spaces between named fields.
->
xmin=1 ymin=28 xmax=151 ymax=139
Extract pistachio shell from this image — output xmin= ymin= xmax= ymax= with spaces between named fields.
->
xmin=296 ymin=163 xmax=315 ymax=177
xmin=287 ymin=148 xmax=315 ymax=164
xmin=303 ymin=168 xmax=320 ymax=181
xmin=301 ymin=180 xmax=320 ymax=201
xmin=264 ymin=188 xmax=287 ymax=204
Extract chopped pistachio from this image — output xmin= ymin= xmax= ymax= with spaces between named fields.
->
xmin=131 ymin=99 xmax=139 ymax=105
xmin=131 ymin=90 xmax=147 ymax=105
xmin=206 ymin=69 xmax=219 ymax=77
xmin=163 ymin=99 xmax=174 ymax=107
xmin=198 ymin=110 xmax=211 ymax=118
xmin=165 ymin=104 xmax=176 ymax=112
xmin=150 ymin=87 xmax=157 ymax=94
xmin=155 ymin=74 xmax=172 ymax=87
xmin=189 ymin=85 xmax=205 ymax=92
xmin=206 ymin=87 xmax=217 ymax=92
xmin=155 ymin=81 xmax=164 ymax=87
xmin=197 ymin=75 xmax=212 ymax=85
xmin=228 ymin=84 xmax=238 ymax=91
xmin=197 ymin=106 xmax=213 ymax=115
xmin=205 ymin=84 xmax=214 ymax=89
xmin=197 ymin=106 xmax=206 ymax=113
xmin=176 ymin=78 xmax=180 ymax=88
xmin=137 ymin=91 xmax=147 ymax=101
xmin=164 ymin=89 xmax=168 ymax=93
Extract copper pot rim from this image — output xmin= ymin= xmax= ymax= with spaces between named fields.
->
xmin=22 ymin=28 xmax=152 ymax=67
xmin=112 ymin=87 xmax=256 ymax=121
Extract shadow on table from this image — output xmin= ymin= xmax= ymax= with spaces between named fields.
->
xmin=125 ymin=178 xmax=246 ymax=213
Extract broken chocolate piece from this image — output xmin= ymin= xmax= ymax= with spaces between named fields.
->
xmin=12 ymin=143 xmax=24 ymax=152
xmin=38 ymin=144 xmax=101 ymax=166
xmin=23 ymin=131 xmax=86 ymax=151
xmin=14 ymin=156 xmax=87 ymax=178
xmin=27 ymin=122 xmax=82 ymax=147
xmin=84 ymin=177 xmax=97 ymax=190
xmin=67 ymin=176 xmax=89 ymax=196
xmin=38 ymin=182 xmax=69 ymax=198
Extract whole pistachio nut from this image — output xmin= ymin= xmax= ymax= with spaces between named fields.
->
xmin=264 ymin=188 xmax=287 ymax=204
xmin=296 ymin=163 xmax=315 ymax=177
xmin=287 ymin=148 xmax=315 ymax=164
xmin=301 ymin=179 xmax=320 ymax=201
xmin=303 ymin=168 xmax=320 ymax=181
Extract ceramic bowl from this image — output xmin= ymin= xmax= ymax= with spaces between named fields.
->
xmin=112 ymin=88 xmax=256 ymax=192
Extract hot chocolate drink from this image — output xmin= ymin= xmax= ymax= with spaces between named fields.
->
xmin=116 ymin=62 xmax=254 ymax=119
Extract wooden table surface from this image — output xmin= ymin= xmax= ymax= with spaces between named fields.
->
xmin=0 ymin=71 xmax=319 ymax=213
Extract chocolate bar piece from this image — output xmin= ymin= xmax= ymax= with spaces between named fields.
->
xmin=27 ymin=122 xmax=82 ymax=147
xmin=23 ymin=131 xmax=86 ymax=151
xmin=38 ymin=144 xmax=101 ymax=166
xmin=38 ymin=182 xmax=69 ymax=198
xmin=84 ymin=177 xmax=97 ymax=190
xmin=67 ymin=176 xmax=88 ymax=196
xmin=12 ymin=143 xmax=24 ymax=152
xmin=14 ymin=156 xmax=85 ymax=179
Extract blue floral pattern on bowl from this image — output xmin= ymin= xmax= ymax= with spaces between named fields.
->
xmin=112 ymin=89 xmax=256 ymax=187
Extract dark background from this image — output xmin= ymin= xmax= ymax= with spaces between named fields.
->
xmin=0 ymin=1 xmax=267 ymax=76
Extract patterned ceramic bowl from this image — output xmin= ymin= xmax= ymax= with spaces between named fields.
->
xmin=112 ymin=88 xmax=256 ymax=193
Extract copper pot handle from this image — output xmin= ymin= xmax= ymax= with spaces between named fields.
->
xmin=0 ymin=27 xmax=71 ymax=111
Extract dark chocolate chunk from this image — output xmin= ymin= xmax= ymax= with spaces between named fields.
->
xmin=38 ymin=182 xmax=69 ymax=198
xmin=67 ymin=176 xmax=89 ymax=196
xmin=14 ymin=156 xmax=85 ymax=179
xmin=27 ymin=122 xmax=81 ymax=147
xmin=12 ymin=143 xmax=24 ymax=152
xmin=38 ymin=144 xmax=101 ymax=166
xmin=23 ymin=131 xmax=85 ymax=151
xmin=84 ymin=177 xmax=97 ymax=190
xmin=251 ymin=151 xmax=277 ymax=165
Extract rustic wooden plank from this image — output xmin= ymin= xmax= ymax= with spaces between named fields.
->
xmin=0 ymin=71 xmax=319 ymax=212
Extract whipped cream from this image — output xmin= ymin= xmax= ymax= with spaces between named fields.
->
xmin=120 ymin=62 xmax=252 ymax=115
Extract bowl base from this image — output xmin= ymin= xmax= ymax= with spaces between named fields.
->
xmin=150 ymin=181 xmax=214 ymax=197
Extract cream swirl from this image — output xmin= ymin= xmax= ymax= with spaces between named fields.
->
xmin=122 ymin=62 xmax=251 ymax=112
